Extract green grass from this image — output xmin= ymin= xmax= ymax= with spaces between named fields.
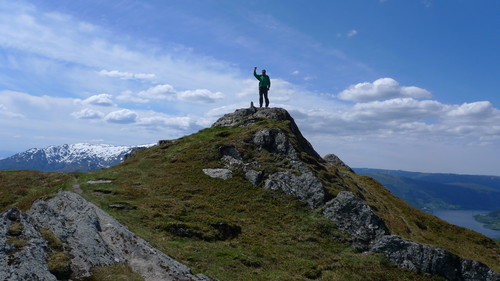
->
xmin=83 ymin=263 xmax=144 ymax=281
xmin=0 ymin=170 xmax=70 ymax=210
xmin=0 ymin=120 xmax=498 ymax=280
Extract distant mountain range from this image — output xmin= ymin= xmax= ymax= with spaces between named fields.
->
xmin=354 ymin=168 xmax=500 ymax=211
xmin=0 ymin=143 xmax=153 ymax=172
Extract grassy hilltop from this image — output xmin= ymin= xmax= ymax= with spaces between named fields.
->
xmin=1 ymin=115 xmax=499 ymax=280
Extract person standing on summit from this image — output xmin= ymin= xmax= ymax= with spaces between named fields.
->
xmin=253 ymin=67 xmax=271 ymax=108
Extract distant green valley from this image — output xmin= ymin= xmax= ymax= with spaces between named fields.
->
xmin=353 ymin=168 xmax=500 ymax=211
xmin=475 ymin=209 xmax=500 ymax=230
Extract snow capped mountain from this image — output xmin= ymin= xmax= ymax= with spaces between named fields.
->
xmin=0 ymin=143 xmax=154 ymax=172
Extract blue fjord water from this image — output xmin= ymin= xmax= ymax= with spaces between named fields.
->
xmin=432 ymin=209 xmax=500 ymax=239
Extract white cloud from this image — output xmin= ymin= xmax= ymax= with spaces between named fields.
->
xmin=138 ymin=115 xmax=192 ymax=130
xmin=446 ymin=101 xmax=494 ymax=119
xmin=72 ymin=108 xmax=104 ymax=119
xmin=347 ymin=29 xmax=358 ymax=37
xmin=177 ymin=89 xmax=223 ymax=103
xmin=119 ymin=84 xmax=224 ymax=104
xmin=80 ymin=94 xmax=115 ymax=107
xmin=337 ymin=78 xmax=432 ymax=101
xmin=105 ymin=109 xmax=138 ymax=124
xmin=137 ymin=84 xmax=177 ymax=101
xmin=0 ymin=104 xmax=24 ymax=118
xmin=116 ymin=90 xmax=149 ymax=103
xmin=99 ymin=69 xmax=156 ymax=80
xmin=350 ymin=98 xmax=445 ymax=122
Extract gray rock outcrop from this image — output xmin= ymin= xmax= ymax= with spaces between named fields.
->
xmin=264 ymin=171 xmax=326 ymax=209
xmin=202 ymin=145 xmax=263 ymax=186
xmin=323 ymin=191 xmax=388 ymax=249
xmin=0 ymin=191 xmax=214 ymax=281
xmin=212 ymin=107 xmax=293 ymax=128
xmin=371 ymin=235 xmax=500 ymax=281
xmin=213 ymin=107 xmax=322 ymax=159
xmin=323 ymin=153 xmax=354 ymax=172
xmin=202 ymin=168 xmax=233 ymax=180
xmin=253 ymin=128 xmax=299 ymax=160
xmin=253 ymin=127 xmax=327 ymax=209
xmin=0 ymin=208 xmax=58 ymax=281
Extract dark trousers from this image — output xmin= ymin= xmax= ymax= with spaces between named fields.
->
xmin=259 ymin=87 xmax=269 ymax=107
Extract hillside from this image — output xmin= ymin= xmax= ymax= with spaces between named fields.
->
xmin=0 ymin=107 xmax=499 ymax=280
xmin=354 ymin=168 xmax=500 ymax=210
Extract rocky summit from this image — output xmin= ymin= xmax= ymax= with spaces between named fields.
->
xmin=0 ymin=107 xmax=499 ymax=281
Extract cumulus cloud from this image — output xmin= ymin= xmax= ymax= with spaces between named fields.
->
xmin=99 ymin=69 xmax=156 ymax=80
xmin=446 ymin=101 xmax=494 ymax=119
xmin=177 ymin=89 xmax=223 ymax=103
xmin=338 ymin=78 xmax=432 ymax=101
xmin=105 ymin=109 xmax=138 ymax=124
xmin=137 ymin=84 xmax=177 ymax=101
xmin=72 ymin=108 xmax=104 ymax=119
xmin=80 ymin=94 xmax=115 ymax=107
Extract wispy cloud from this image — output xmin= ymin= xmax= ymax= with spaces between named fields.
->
xmin=347 ymin=29 xmax=358 ymax=37
xmin=99 ymin=70 xmax=156 ymax=80
xmin=337 ymin=29 xmax=359 ymax=38
xmin=117 ymin=84 xmax=224 ymax=104
xmin=0 ymin=104 xmax=24 ymax=118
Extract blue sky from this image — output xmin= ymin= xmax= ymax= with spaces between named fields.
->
xmin=1 ymin=0 xmax=499 ymax=175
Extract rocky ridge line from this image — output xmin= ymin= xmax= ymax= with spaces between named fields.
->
xmin=210 ymin=107 xmax=500 ymax=281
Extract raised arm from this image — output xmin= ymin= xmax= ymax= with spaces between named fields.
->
xmin=253 ymin=67 xmax=259 ymax=79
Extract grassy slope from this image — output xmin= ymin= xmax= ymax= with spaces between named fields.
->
xmin=0 ymin=120 xmax=498 ymax=280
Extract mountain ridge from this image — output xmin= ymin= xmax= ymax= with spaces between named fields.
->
xmin=0 ymin=143 xmax=153 ymax=172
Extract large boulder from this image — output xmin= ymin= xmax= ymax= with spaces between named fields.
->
xmin=371 ymin=235 xmax=500 ymax=281
xmin=0 ymin=191 xmax=214 ymax=281
xmin=264 ymin=171 xmax=326 ymax=209
xmin=253 ymin=128 xmax=299 ymax=160
xmin=323 ymin=191 xmax=388 ymax=249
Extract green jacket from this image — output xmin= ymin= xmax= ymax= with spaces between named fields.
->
xmin=254 ymin=70 xmax=271 ymax=88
